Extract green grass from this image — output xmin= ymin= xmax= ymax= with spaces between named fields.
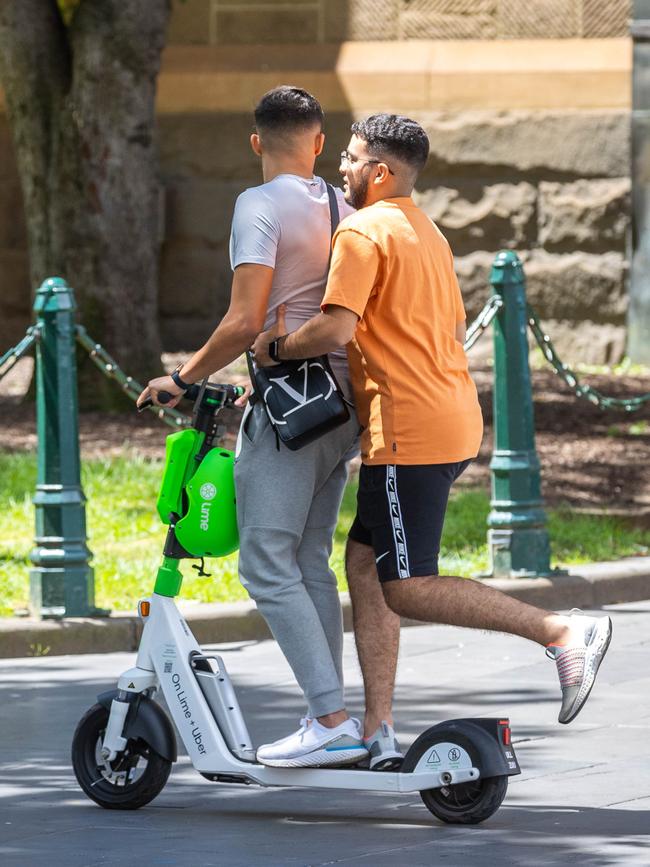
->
xmin=0 ymin=450 xmax=648 ymax=616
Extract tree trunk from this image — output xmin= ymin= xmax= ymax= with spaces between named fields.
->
xmin=0 ymin=0 xmax=170 ymax=407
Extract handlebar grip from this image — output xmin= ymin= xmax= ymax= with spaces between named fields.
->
xmin=137 ymin=384 xmax=245 ymax=413
xmin=137 ymin=390 xmax=173 ymax=412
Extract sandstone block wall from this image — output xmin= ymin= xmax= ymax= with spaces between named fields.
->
xmin=169 ymin=0 xmax=631 ymax=44
xmin=0 ymin=1 xmax=635 ymax=364
xmin=412 ymin=110 xmax=631 ymax=363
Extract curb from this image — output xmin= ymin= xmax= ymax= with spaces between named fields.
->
xmin=1 ymin=557 xmax=649 ymax=660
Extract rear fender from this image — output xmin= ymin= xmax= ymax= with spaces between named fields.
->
xmin=401 ymin=717 xmax=520 ymax=778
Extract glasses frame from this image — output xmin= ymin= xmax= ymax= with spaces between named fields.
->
xmin=340 ymin=150 xmax=395 ymax=176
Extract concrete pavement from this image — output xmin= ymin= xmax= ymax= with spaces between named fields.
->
xmin=0 ymin=600 xmax=649 ymax=866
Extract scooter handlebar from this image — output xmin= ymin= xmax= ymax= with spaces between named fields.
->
xmin=138 ymin=383 xmax=245 ymax=412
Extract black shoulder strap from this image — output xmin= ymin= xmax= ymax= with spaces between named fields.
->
xmin=325 ymin=183 xmax=340 ymax=270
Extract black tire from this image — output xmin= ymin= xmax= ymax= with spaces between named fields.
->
xmin=72 ymin=703 xmax=171 ymax=810
xmin=420 ymin=775 xmax=508 ymax=825
xmin=402 ymin=724 xmax=509 ymax=825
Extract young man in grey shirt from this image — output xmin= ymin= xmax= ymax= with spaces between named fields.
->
xmin=139 ymin=87 xmax=368 ymax=768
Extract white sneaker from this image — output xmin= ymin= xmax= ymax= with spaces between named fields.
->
xmin=546 ymin=609 xmax=613 ymax=725
xmin=256 ymin=717 xmax=368 ymax=768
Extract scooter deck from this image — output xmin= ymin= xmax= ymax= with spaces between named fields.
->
xmin=199 ymin=762 xmax=480 ymax=794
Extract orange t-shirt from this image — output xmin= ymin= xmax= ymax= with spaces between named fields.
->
xmin=322 ymin=197 xmax=483 ymax=465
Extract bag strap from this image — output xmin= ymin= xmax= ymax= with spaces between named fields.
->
xmin=325 ymin=183 xmax=340 ymax=270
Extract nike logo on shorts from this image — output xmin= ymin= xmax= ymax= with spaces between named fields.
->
xmin=375 ymin=551 xmax=390 ymax=564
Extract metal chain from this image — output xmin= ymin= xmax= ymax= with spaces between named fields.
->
xmin=464 ymin=295 xmax=504 ymax=352
xmin=527 ymin=305 xmax=650 ymax=412
xmin=75 ymin=325 xmax=190 ymax=427
xmin=0 ymin=325 xmax=41 ymax=382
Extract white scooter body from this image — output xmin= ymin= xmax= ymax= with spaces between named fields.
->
xmin=102 ymin=592 xmax=481 ymax=794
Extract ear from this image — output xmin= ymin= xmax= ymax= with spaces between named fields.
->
xmin=250 ymin=133 xmax=263 ymax=156
xmin=372 ymin=163 xmax=391 ymax=187
xmin=314 ymin=131 xmax=325 ymax=157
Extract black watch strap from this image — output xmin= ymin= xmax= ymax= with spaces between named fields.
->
xmin=268 ymin=335 xmax=287 ymax=363
xmin=171 ymin=368 xmax=191 ymax=391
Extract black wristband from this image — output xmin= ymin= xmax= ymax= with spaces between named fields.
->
xmin=171 ymin=368 xmax=191 ymax=391
xmin=268 ymin=335 xmax=287 ymax=363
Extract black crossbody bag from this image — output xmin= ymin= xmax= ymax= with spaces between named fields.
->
xmin=246 ymin=184 xmax=350 ymax=451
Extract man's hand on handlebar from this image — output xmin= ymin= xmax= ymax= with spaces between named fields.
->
xmin=137 ymin=375 xmax=185 ymax=410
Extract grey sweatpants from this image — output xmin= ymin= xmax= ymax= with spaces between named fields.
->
xmin=234 ymin=400 xmax=359 ymax=718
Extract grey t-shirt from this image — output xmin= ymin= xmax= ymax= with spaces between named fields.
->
xmin=229 ymin=173 xmax=354 ymax=378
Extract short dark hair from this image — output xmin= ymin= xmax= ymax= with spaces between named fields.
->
xmin=350 ymin=114 xmax=429 ymax=172
xmin=254 ymin=86 xmax=324 ymax=137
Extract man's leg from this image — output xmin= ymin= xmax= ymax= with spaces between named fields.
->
xmin=235 ymin=404 xmax=367 ymax=766
xmin=346 ymin=538 xmax=400 ymax=738
xmin=235 ymin=404 xmax=346 ymax=720
xmin=353 ymin=460 xmax=612 ymax=729
xmin=383 ymin=574 xmax=568 ymax=647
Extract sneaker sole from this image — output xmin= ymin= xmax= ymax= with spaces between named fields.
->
xmin=370 ymin=754 xmax=404 ymax=772
xmin=258 ymin=747 xmax=369 ymax=769
xmin=560 ymin=616 xmax=613 ymax=725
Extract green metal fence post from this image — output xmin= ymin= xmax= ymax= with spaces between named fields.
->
xmin=29 ymin=277 xmax=95 ymax=617
xmin=487 ymin=251 xmax=551 ymax=578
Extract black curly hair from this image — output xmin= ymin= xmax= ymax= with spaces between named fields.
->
xmin=350 ymin=114 xmax=429 ymax=172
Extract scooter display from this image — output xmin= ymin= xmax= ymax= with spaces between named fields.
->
xmin=71 ymin=381 xmax=521 ymax=824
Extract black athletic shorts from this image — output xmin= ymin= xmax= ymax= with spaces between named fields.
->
xmin=348 ymin=461 xmax=470 ymax=583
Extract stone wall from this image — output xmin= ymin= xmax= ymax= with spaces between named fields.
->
xmin=415 ymin=110 xmax=631 ymax=363
xmin=0 ymin=1 xmax=634 ymax=363
xmin=169 ymin=0 xmax=631 ymax=44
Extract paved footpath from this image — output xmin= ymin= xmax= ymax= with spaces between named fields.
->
xmin=1 ymin=601 xmax=649 ymax=867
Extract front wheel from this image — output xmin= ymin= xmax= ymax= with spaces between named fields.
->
xmin=72 ymin=703 xmax=171 ymax=810
xmin=421 ymin=775 xmax=508 ymax=825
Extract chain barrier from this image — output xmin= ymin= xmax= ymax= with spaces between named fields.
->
xmin=0 ymin=325 xmax=41 ymax=382
xmin=75 ymin=325 xmax=190 ymax=427
xmin=3 ymin=291 xmax=646 ymax=421
xmin=527 ymin=305 xmax=650 ymax=412
xmin=464 ymin=294 xmax=504 ymax=352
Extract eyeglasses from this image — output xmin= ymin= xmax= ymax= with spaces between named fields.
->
xmin=340 ymin=150 xmax=394 ymax=175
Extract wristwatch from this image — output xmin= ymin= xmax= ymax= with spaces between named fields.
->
xmin=170 ymin=365 xmax=191 ymax=391
xmin=268 ymin=335 xmax=287 ymax=363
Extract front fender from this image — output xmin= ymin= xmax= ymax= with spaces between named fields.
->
xmin=98 ymin=689 xmax=177 ymax=763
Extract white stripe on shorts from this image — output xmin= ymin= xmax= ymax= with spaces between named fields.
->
xmin=385 ymin=465 xmax=410 ymax=579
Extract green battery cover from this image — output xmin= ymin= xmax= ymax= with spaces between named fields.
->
xmin=156 ymin=429 xmax=203 ymax=524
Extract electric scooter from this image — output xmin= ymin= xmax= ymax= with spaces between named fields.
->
xmin=71 ymin=381 xmax=521 ymax=824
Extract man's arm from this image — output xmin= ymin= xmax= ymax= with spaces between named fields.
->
xmin=251 ymin=304 xmax=358 ymax=366
xmin=455 ymin=320 xmax=466 ymax=345
xmin=138 ymin=264 xmax=274 ymax=407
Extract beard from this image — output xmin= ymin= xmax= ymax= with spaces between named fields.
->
xmin=345 ymin=173 xmax=370 ymax=210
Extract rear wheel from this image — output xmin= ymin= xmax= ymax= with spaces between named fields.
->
xmin=420 ymin=775 xmax=508 ymax=825
xmin=402 ymin=724 xmax=509 ymax=824
xmin=72 ymin=703 xmax=171 ymax=810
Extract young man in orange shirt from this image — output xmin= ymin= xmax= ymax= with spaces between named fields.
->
xmin=253 ymin=114 xmax=612 ymax=770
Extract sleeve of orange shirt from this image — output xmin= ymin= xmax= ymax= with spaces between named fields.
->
xmin=443 ymin=236 xmax=466 ymax=323
xmin=321 ymin=228 xmax=381 ymax=319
